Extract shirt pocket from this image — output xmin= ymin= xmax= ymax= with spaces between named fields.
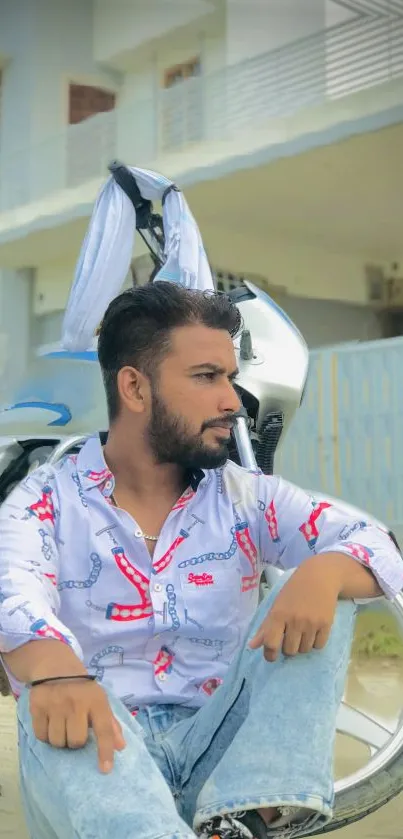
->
xmin=178 ymin=561 xmax=242 ymax=636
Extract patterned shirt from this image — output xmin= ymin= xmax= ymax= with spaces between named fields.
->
xmin=0 ymin=435 xmax=402 ymax=710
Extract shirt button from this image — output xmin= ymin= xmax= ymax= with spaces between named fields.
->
xmin=134 ymin=529 xmax=143 ymax=538
xmin=158 ymin=672 xmax=167 ymax=682
xmin=104 ymin=480 xmax=113 ymax=490
xmin=154 ymin=583 xmax=162 ymax=593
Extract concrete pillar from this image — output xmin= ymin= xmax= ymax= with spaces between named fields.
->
xmin=0 ymin=268 xmax=32 ymax=402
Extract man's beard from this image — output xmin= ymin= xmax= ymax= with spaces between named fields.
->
xmin=147 ymin=389 xmax=234 ymax=470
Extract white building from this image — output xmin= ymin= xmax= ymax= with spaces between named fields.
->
xmin=0 ymin=0 xmax=403 ymax=397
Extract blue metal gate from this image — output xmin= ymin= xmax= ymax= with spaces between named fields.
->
xmin=277 ymin=336 xmax=403 ymax=536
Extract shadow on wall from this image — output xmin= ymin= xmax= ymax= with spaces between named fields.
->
xmin=276 ymin=295 xmax=383 ymax=348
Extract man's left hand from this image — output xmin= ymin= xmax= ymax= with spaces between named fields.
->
xmin=249 ymin=556 xmax=344 ymax=661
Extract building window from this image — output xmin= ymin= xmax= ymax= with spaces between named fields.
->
xmin=67 ymin=83 xmax=117 ymax=188
xmin=68 ymin=83 xmax=116 ymax=125
xmin=163 ymin=57 xmax=201 ymax=89
xmin=160 ymin=57 xmax=203 ymax=151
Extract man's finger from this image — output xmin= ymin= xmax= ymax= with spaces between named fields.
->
xmin=112 ymin=716 xmax=126 ymax=751
xmin=31 ymin=708 xmax=50 ymax=743
xmin=314 ymin=625 xmax=331 ymax=650
xmin=262 ymin=618 xmax=286 ymax=661
xmin=282 ymin=625 xmax=302 ymax=657
xmin=248 ymin=627 xmax=265 ymax=649
xmin=91 ymin=710 xmax=117 ymax=773
xmin=66 ymin=710 xmax=89 ymax=750
xmin=47 ymin=714 xmax=68 ymax=749
xmin=298 ymin=631 xmax=317 ymax=654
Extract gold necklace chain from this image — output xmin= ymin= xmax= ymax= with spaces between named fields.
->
xmin=110 ymin=493 xmax=159 ymax=542
xmin=138 ymin=532 xmax=159 ymax=542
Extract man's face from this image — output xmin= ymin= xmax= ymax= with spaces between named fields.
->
xmin=147 ymin=324 xmax=242 ymax=469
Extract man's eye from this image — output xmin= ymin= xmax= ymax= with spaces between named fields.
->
xmin=195 ymin=372 xmax=216 ymax=381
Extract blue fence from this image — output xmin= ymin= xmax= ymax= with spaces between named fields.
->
xmin=276 ymin=336 xmax=403 ymax=538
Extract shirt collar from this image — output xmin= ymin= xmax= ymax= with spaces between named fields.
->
xmin=76 ymin=435 xmax=115 ymax=496
xmin=189 ymin=468 xmax=205 ymax=491
xmin=76 ymin=435 xmax=205 ymax=497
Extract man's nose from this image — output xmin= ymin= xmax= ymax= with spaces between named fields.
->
xmin=219 ymin=381 xmax=242 ymax=414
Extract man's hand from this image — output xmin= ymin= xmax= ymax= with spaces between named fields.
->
xmin=4 ymin=639 xmax=126 ymax=771
xmin=29 ymin=678 xmax=126 ymax=773
xmin=249 ymin=555 xmax=346 ymax=661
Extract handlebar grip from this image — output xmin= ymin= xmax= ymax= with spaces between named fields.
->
xmin=108 ymin=160 xmax=151 ymax=228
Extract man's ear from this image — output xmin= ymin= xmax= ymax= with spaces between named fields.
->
xmin=116 ymin=366 xmax=150 ymax=414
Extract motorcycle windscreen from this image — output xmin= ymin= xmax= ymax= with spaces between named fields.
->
xmin=0 ymin=351 xmax=108 ymax=437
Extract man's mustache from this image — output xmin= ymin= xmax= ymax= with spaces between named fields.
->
xmin=201 ymin=412 xmax=243 ymax=432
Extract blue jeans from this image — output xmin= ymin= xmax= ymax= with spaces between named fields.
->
xmin=17 ymin=577 xmax=356 ymax=839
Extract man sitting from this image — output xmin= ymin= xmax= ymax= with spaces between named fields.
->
xmin=1 ymin=283 xmax=402 ymax=839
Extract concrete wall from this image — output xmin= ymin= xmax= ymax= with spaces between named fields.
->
xmin=325 ymin=0 xmax=355 ymax=27
xmin=29 ymin=239 xmax=383 ymax=356
xmin=30 ymin=223 xmax=401 ymax=314
xmin=31 ymin=292 xmax=380 ymax=352
xmin=275 ymin=293 xmax=382 ymax=347
xmin=0 ymin=0 xmax=400 ymax=356
xmin=31 ymin=310 xmax=64 ymax=349
xmin=325 ymin=15 xmax=401 ymax=99
xmin=30 ymin=237 xmax=373 ymax=314
xmin=0 ymin=0 xmax=120 ymax=205
xmin=200 ymin=225 xmax=399 ymax=306
xmin=225 ymin=0 xmax=326 ymax=65
xmin=30 ymin=0 xmax=120 ymax=148
xmin=1 ymin=0 xmax=403 ymax=234
xmin=115 ymin=4 xmax=226 ymax=163
xmin=31 ymin=253 xmax=135 ymax=350
xmin=0 ymin=0 xmax=38 ymax=207
xmin=93 ymin=0 xmax=215 ymax=68
xmin=33 ymin=257 xmax=77 ymax=316
xmin=0 ymin=268 xmax=32 ymax=399
xmin=92 ymin=0 xmax=367 ymax=70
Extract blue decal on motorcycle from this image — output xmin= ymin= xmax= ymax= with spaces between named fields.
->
xmin=44 ymin=350 xmax=98 ymax=361
xmin=1 ymin=401 xmax=72 ymax=426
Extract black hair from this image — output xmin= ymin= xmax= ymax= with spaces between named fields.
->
xmin=97 ymin=281 xmax=242 ymax=422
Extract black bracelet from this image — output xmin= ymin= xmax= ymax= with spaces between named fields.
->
xmin=28 ymin=674 xmax=97 ymax=688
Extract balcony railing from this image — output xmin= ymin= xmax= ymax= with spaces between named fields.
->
xmin=1 ymin=15 xmax=403 ymax=214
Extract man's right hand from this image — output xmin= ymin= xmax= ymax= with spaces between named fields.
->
xmin=29 ymin=677 xmax=126 ymax=773
xmin=3 ymin=639 xmax=126 ymax=773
